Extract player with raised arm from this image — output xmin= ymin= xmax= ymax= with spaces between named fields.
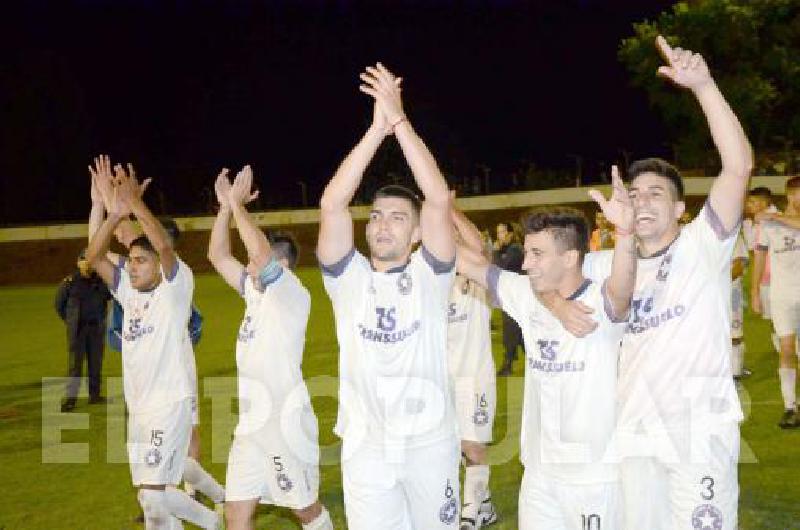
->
xmin=455 ymin=166 xmax=636 ymax=530
xmin=576 ymin=36 xmax=752 ymax=529
xmin=317 ymin=62 xmax=459 ymax=529
xmin=448 ymin=202 xmax=498 ymax=529
xmin=86 ymin=165 xmax=220 ymax=529
xmin=207 ymin=166 xmax=332 ymax=530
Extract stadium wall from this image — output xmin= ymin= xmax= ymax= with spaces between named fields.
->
xmin=0 ymin=177 xmax=788 ymax=285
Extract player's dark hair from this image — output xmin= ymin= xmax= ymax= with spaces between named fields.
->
xmin=522 ymin=207 xmax=589 ymax=261
xmin=786 ymin=177 xmax=800 ymax=191
xmin=627 ymin=157 xmax=684 ymax=201
xmin=269 ymin=232 xmax=299 ymax=269
xmin=129 ymin=235 xmax=157 ymax=256
xmin=373 ymin=184 xmax=422 ymax=216
xmin=748 ymin=186 xmax=772 ymax=199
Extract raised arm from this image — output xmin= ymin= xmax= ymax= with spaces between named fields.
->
xmin=655 ymin=36 xmax=753 ymax=233
xmin=451 ymin=197 xmax=488 ymax=258
xmin=228 ymin=166 xmax=271 ymax=269
xmin=89 ymin=155 xmax=139 ymax=251
xmin=360 ymin=63 xmax=454 ymax=263
xmin=758 ymin=212 xmax=800 ymax=231
xmin=113 ymin=163 xmax=175 ymax=276
xmin=455 ymin=240 xmax=491 ymax=290
xmin=317 ymin=97 xmax=393 ymax=266
xmin=588 ymin=165 xmax=636 ymax=320
xmin=86 ymin=185 xmax=130 ymax=289
xmin=207 ymin=168 xmax=246 ymax=291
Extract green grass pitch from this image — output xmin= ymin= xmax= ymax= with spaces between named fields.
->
xmin=1 ymin=269 xmax=799 ymax=528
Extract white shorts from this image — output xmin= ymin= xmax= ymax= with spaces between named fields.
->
xmin=760 ymin=284 xmax=771 ymax=320
xmin=225 ymin=412 xmax=320 ymax=509
xmin=518 ymin=469 xmax=621 ymax=530
xmin=730 ymin=283 xmax=744 ymax=340
xmin=770 ymin=297 xmax=800 ymax=338
xmin=342 ymin=438 xmax=461 ymax=529
xmin=452 ymin=374 xmax=496 ymax=443
xmin=620 ymin=423 xmax=739 ymax=530
xmin=128 ymin=398 xmax=192 ymax=487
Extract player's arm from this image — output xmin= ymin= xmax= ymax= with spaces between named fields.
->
xmin=113 ymin=163 xmax=175 ymax=276
xmin=731 ymin=257 xmax=746 ymax=281
xmin=317 ymin=93 xmax=393 ymax=266
xmin=589 ymin=166 xmax=636 ymax=320
xmin=89 ymin=155 xmax=139 ymax=263
xmin=228 ymin=166 xmax=271 ymax=269
xmin=360 ymin=63 xmax=454 ymax=263
xmin=207 ymin=168 xmax=246 ymax=291
xmin=451 ymin=199 xmax=488 ymax=258
xmin=758 ymin=212 xmax=800 ymax=230
xmin=655 ymin=36 xmax=752 ymax=233
xmin=455 ymin=241 xmax=491 ymax=290
xmin=54 ymin=278 xmax=70 ymax=321
xmin=750 ymin=248 xmax=767 ymax=315
xmin=86 ymin=211 xmax=125 ymax=288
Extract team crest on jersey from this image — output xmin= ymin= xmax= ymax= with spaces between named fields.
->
xmin=472 ymin=408 xmax=489 ymax=426
xmin=397 ymin=272 xmax=412 ymax=295
xmin=124 ymin=316 xmax=155 ymax=342
xmin=691 ymin=503 xmax=723 ymax=530
xmin=277 ymin=473 xmax=294 ymax=492
xmin=439 ymin=497 xmax=457 ymax=524
xmin=144 ymin=448 xmax=162 ymax=468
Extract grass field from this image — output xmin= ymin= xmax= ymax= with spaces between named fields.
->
xmin=1 ymin=268 xmax=799 ymax=529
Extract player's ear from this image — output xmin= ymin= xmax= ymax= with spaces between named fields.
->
xmin=673 ymin=200 xmax=686 ymax=221
xmin=563 ymin=248 xmax=580 ymax=269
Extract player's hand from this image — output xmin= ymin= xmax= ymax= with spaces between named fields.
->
xmin=750 ymin=290 xmax=762 ymax=316
xmin=552 ymin=297 xmax=598 ymax=337
xmin=88 ymin=154 xmax=115 ymax=209
xmin=228 ymin=165 xmax=259 ymax=206
xmin=754 ymin=211 xmax=777 ymax=224
xmin=359 ymin=62 xmax=405 ymax=126
xmin=111 ymin=163 xmax=151 ymax=216
xmin=655 ymin=35 xmax=712 ymax=91
xmin=588 ymin=165 xmax=634 ymax=236
xmin=214 ymin=168 xmax=232 ymax=209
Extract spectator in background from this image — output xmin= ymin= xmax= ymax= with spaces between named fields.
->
xmin=54 ymin=249 xmax=111 ymax=412
xmin=590 ymin=211 xmax=614 ymax=251
xmin=493 ymin=222 xmax=525 ymax=376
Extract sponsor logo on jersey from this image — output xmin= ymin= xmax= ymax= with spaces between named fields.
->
xmin=527 ymin=340 xmax=586 ymax=373
xmin=123 ymin=317 xmax=155 ymax=342
xmin=691 ymin=503 xmax=723 ymax=530
xmin=357 ymin=320 xmax=421 ymax=344
xmin=626 ymin=298 xmax=686 ymax=335
xmin=775 ymin=234 xmax=800 ymax=254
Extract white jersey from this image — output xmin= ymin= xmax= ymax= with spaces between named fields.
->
xmin=730 ymin=233 xmax=748 ymax=340
xmin=491 ymin=267 xmax=624 ymax=484
xmin=583 ymin=201 xmax=744 ymax=434
xmin=112 ymin=259 xmax=193 ymax=414
xmin=447 ymin=274 xmax=493 ymax=379
xmin=322 ymin=247 xmax=457 ymax=448
xmin=756 ymin=218 xmax=800 ymax=299
xmin=235 ymin=266 xmax=312 ymax=437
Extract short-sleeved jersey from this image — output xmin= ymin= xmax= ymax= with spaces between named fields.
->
xmin=235 ymin=266 xmax=312 ymax=437
xmin=111 ymin=259 xmax=193 ymax=414
xmin=447 ymin=274 xmax=493 ymax=379
xmin=322 ymin=247 xmax=456 ymax=448
xmin=583 ymin=202 xmax=744 ymax=433
xmin=490 ymin=267 xmax=624 ymax=484
xmin=756 ymin=218 xmax=800 ymax=298
xmin=731 ymin=232 xmax=749 ymax=293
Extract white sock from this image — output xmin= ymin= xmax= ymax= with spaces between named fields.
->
xmin=731 ymin=342 xmax=744 ymax=377
xmin=164 ymin=486 xmax=220 ymax=530
xmin=778 ymin=368 xmax=796 ymax=410
xmin=464 ymin=464 xmax=490 ymax=507
xmin=167 ymin=516 xmax=184 ymax=530
xmin=183 ymin=457 xmax=225 ymax=503
xmin=184 ymin=482 xmax=196 ymax=497
xmin=302 ymin=507 xmax=333 ymax=530
xmin=138 ymin=489 xmax=171 ymax=530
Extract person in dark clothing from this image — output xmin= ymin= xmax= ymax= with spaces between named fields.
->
xmin=54 ymin=249 xmax=112 ymax=411
xmin=493 ymin=222 xmax=525 ymax=376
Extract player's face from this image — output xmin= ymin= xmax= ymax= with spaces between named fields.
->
xmin=496 ymin=224 xmax=510 ymax=245
xmin=127 ymin=246 xmax=162 ymax=291
xmin=366 ymin=196 xmax=420 ymax=262
xmin=629 ymin=172 xmax=684 ymax=243
xmin=522 ymin=231 xmax=569 ymax=292
xmin=786 ymin=187 xmax=800 ymax=212
xmin=745 ymin=196 xmax=768 ymax=217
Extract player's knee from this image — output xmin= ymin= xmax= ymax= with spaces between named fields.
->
xmin=138 ymin=489 xmax=170 ymax=529
xmin=224 ymin=501 xmax=253 ymax=527
xmin=461 ymin=441 xmax=487 ymax=464
xmin=293 ymin=501 xmax=322 ymax=523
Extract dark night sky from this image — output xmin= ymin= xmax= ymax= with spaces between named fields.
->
xmin=0 ymin=0 xmax=677 ymax=225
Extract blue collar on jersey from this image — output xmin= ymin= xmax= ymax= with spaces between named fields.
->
xmin=567 ymin=278 xmax=592 ymax=300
